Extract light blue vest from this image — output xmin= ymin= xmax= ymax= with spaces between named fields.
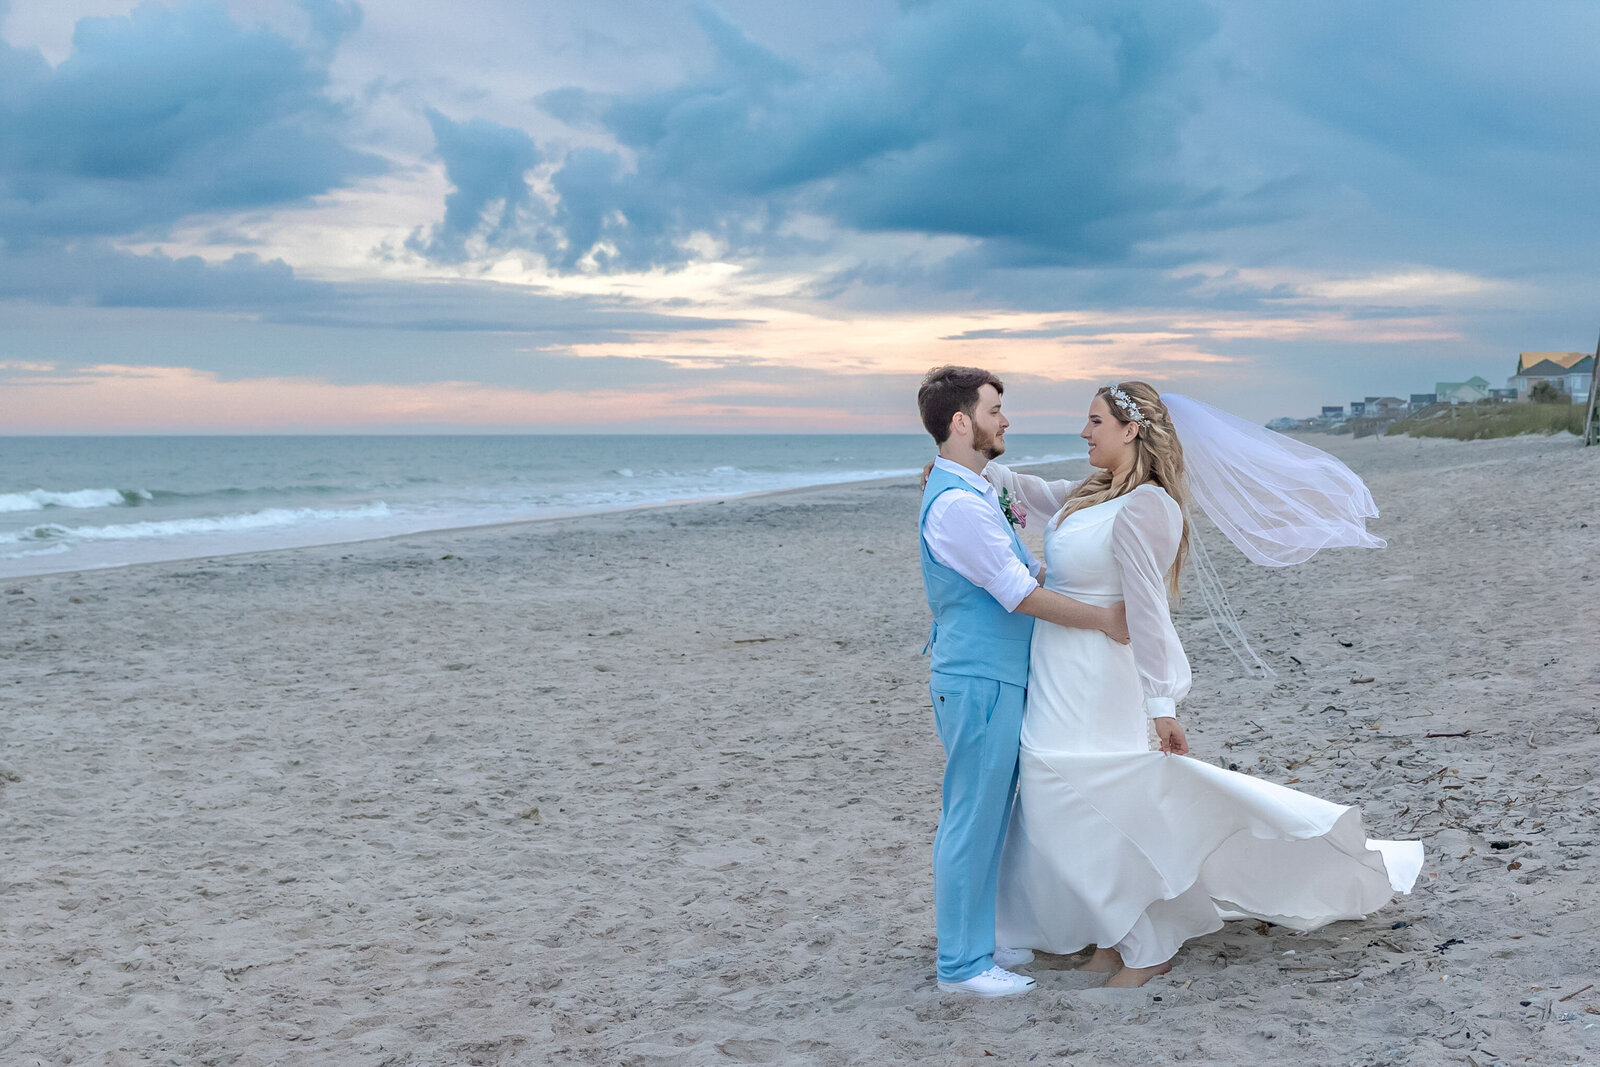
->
xmin=919 ymin=464 xmax=1035 ymax=688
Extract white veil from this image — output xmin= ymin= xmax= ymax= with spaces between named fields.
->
xmin=1162 ymin=394 xmax=1385 ymax=566
xmin=1159 ymin=393 xmax=1386 ymax=674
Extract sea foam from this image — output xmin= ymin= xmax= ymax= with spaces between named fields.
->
xmin=0 ymin=503 xmax=393 ymax=544
xmin=0 ymin=488 xmax=150 ymax=512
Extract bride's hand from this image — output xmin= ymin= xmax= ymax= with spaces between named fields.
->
xmin=919 ymin=460 xmax=935 ymax=490
xmin=1153 ymin=717 xmax=1188 ymax=756
xmin=1101 ymin=602 xmax=1130 ymax=645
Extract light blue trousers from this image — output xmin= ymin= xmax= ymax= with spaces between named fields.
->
xmin=929 ymin=671 xmax=1026 ymax=982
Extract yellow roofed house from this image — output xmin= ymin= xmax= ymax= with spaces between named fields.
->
xmin=1509 ymin=352 xmax=1593 ymax=402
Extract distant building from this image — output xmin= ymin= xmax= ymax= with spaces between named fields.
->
xmin=1408 ymin=393 xmax=1437 ymax=410
xmin=1266 ymin=417 xmax=1300 ymax=432
xmin=1321 ymin=405 xmax=1345 ymax=420
xmin=1369 ymin=397 xmax=1407 ymax=417
xmin=1510 ymin=352 xmax=1593 ymax=402
xmin=1349 ymin=401 xmax=1366 ymax=416
xmin=1489 ymin=388 xmax=1517 ymax=402
xmin=1435 ymin=376 xmax=1491 ymax=404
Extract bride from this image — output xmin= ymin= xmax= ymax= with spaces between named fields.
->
xmin=985 ymin=382 xmax=1423 ymax=988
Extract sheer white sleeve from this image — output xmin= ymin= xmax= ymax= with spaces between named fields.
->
xmin=983 ymin=461 xmax=1082 ymax=521
xmin=1111 ymin=488 xmax=1193 ymax=719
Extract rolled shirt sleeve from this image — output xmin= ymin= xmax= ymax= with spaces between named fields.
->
xmin=1110 ymin=487 xmax=1193 ymax=719
xmin=924 ymin=490 xmax=1040 ymax=612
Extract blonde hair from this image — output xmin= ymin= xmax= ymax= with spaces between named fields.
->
xmin=1056 ymin=381 xmax=1191 ymax=599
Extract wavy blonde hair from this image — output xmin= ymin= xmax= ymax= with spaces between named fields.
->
xmin=1056 ymin=382 xmax=1191 ymax=599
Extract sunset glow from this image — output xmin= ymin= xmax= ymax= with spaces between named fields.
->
xmin=2 ymin=1 xmax=1595 ymax=431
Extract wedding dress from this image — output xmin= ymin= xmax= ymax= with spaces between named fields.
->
xmin=987 ymin=465 xmax=1423 ymax=969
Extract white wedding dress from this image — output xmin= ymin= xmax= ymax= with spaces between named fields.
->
xmin=986 ymin=465 xmax=1424 ymax=969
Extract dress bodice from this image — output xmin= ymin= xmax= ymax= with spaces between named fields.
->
xmin=1030 ymin=483 xmax=1191 ymax=720
xmin=1041 ymin=495 xmax=1132 ymax=604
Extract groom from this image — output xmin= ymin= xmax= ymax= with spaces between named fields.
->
xmin=916 ymin=365 xmax=1127 ymax=996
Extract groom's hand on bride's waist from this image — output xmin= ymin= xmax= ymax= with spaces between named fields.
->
xmin=1014 ymin=592 xmax=1130 ymax=643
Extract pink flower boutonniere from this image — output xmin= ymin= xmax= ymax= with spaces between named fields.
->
xmin=999 ymin=488 xmax=1027 ymax=529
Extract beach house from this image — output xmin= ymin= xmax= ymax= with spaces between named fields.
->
xmin=1435 ymin=377 xmax=1491 ymax=404
xmin=1509 ymin=352 xmax=1593 ymax=402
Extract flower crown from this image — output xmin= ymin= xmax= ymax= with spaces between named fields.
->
xmin=1104 ymin=385 xmax=1150 ymax=427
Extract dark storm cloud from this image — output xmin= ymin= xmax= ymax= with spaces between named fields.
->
xmin=406 ymin=109 xmax=547 ymax=263
xmin=409 ymin=0 xmax=1235 ymax=273
xmin=0 ymin=0 xmax=382 ymax=245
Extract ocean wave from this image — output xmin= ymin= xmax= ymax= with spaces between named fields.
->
xmin=0 ymin=487 xmax=152 ymax=512
xmin=0 ymin=502 xmax=394 ymax=545
xmin=144 ymin=484 xmax=346 ymax=502
xmin=0 ymin=541 xmax=72 ymax=560
xmin=1006 ymin=450 xmax=1089 ymax=467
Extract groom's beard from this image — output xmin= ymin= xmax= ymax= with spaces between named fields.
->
xmin=972 ymin=425 xmax=1006 ymax=460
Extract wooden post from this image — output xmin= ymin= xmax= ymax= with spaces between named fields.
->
xmin=1586 ymin=331 xmax=1600 ymax=446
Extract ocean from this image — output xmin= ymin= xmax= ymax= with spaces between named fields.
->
xmin=0 ymin=434 xmax=1086 ymax=578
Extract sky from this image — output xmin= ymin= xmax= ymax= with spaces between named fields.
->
xmin=1 ymin=0 xmax=1597 ymax=433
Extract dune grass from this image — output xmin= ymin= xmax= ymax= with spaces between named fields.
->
xmin=1384 ymin=401 xmax=1587 ymax=441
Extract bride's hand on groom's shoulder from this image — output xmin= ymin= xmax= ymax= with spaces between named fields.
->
xmin=1154 ymin=717 xmax=1188 ymax=756
xmin=920 ymin=460 xmax=935 ymax=490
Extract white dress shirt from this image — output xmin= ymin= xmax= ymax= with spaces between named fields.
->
xmin=922 ymin=457 xmax=1041 ymax=612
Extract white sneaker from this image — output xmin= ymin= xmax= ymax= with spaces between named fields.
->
xmin=937 ymin=966 xmax=1036 ymax=997
xmin=993 ymin=947 xmax=1035 ymax=970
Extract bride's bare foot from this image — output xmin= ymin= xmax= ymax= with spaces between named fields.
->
xmin=1106 ymin=961 xmax=1172 ymax=988
xmin=1078 ymin=948 xmax=1123 ymax=973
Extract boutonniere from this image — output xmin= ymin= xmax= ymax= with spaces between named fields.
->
xmin=999 ymin=488 xmax=1027 ymax=529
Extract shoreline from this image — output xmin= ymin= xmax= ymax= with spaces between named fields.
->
xmin=9 ymin=427 xmax=1580 ymax=582
xmin=3 ymin=455 xmax=1090 ymax=582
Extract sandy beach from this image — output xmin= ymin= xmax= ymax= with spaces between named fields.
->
xmin=3 ymin=432 xmax=1598 ymax=1066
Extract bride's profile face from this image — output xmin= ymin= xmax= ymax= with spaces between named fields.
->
xmin=1081 ymin=395 xmax=1138 ymax=471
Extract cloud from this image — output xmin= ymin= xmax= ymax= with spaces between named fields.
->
xmin=1257 ymin=4 xmax=1600 ymax=190
xmin=399 ymin=0 xmax=1600 ymax=293
xmin=0 ymin=0 xmax=383 ymax=244
xmin=0 ymin=240 xmax=749 ymax=341
xmin=0 ymin=241 xmax=324 ymax=308
xmin=814 ymin=0 xmax=1223 ymax=261
xmin=299 ymin=0 xmax=363 ymax=51
xmin=260 ymin=278 xmax=751 ymax=337
xmin=1179 ymin=2 xmax=1600 ymax=274
xmin=405 ymin=108 xmax=546 ymax=263
xmin=404 ymin=0 xmax=1231 ymax=274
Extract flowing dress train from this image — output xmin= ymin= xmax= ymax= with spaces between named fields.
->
xmin=987 ymin=473 xmax=1423 ymax=969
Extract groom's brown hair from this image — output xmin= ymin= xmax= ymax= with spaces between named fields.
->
xmin=918 ymin=365 xmax=1004 ymax=445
